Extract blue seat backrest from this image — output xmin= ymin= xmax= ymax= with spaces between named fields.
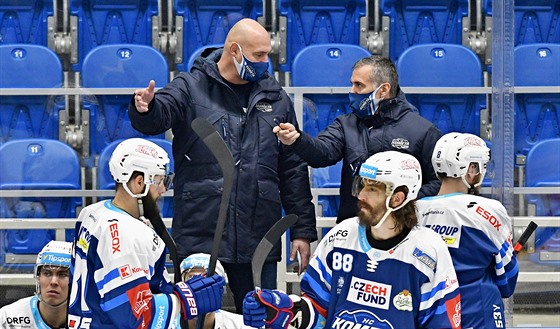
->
xmin=174 ymin=0 xmax=263 ymax=72
xmin=484 ymin=0 xmax=560 ymax=45
xmin=0 ymin=0 xmax=53 ymax=45
xmin=292 ymin=44 xmax=371 ymax=132
xmin=0 ymin=139 xmax=81 ymax=267
xmin=97 ymin=138 xmax=175 ymax=217
xmin=278 ymin=0 xmax=366 ymax=72
xmin=381 ymin=0 xmax=469 ymax=62
xmin=0 ymin=44 xmax=63 ymax=144
xmin=397 ymin=43 xmax=485 ymax=135
xmin=525 ymin=138 xmax=560 ymax=264
xmin=514 ymin=43 xmax=560 ymax=156
xmin=81 ymin=44 xmax=169 ymax=165
xmin=69 ymin=0 xmax=159 ymax=71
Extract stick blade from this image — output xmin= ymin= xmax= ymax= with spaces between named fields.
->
xmin=252 ymin=214 xmax=299 ymax=289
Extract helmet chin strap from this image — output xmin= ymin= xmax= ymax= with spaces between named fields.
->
xmin=372 ymin=195 xmax=407 ymax=229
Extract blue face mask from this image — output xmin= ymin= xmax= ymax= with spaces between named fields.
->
xmin=232 ymin=44 xmax=269 ymax=82
xmin=349 ymin=84 xmax=387 ymax=120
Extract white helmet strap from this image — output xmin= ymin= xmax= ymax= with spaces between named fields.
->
xmin=372 ymin=193 xmax=407 ymax=229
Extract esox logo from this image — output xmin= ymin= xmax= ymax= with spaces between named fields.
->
xmin=468 ymin=202 xmax=502 ymax=231
xmin=109 ymin=219 xmax=121 ymax=253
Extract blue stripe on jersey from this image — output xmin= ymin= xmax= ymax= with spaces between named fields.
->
xmin=96 ymin=267 xmax=123 ymax=291
xmin=104 ymin=199 xmax=129 ymax=215
xmin=421 ymin=192 xmax=463 ymax=200
xmin=151 ymin=294 xmax=172 ymax=329
xmin=420 ymin=280 xmax=447 ymax=303
xmin=100 ymin=292 xmax=130 ymax=311
xmin=302 ymin=268 xmax=331 ymax=303
xmin=358 ymin=224 xmax=372 ymax=252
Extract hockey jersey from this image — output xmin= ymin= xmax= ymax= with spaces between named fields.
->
xmin=417 ymin=193 xmax=518 ymax=329
xmin=0 ymin=296 xmax=58 ymax=329
xmin=300 ymin=218 xmax=462 ymax=329
xmin=68 ymin=200 xmax=181 ymax=329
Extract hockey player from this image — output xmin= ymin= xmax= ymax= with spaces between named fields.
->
xmin=181 ymin=253 xmax=253 ymax=329
xmin=416 ymin=132 xmax=518 ymax=329
xmin=0 ymin=240 xmax=72 ymax=329
xmin=243 ymin=151 xmax=462 ymax=329
xmin=68 ymin=138 xmax=226 ymax=329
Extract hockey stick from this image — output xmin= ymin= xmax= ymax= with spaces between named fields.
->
xmin=252 ymin=214 xmax=299 ymax=290
xmin=514 ymin=221 xmax=538 ymax=254
xmin=191 ymin=117 xmax=235 ymax=329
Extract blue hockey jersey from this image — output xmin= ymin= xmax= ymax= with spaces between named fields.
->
xmin=68 ymin=200 xmax=182 ymax=329
xmin=300 ymin=218 xmax=462 ymax=329
xmin=417 ymin=193 xmax=518 ymax=329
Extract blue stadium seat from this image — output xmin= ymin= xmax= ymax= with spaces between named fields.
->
xmin=0 ymin=44 xmax=64 ymax=144
xmin=525 ymin=138 xmax=560 ymax=265
xmin=97 ymin=138 xmax=174 ymax=218
xmin=69 ymin=0 xmax=159 ymax=71
xmin=292 ymin=44 xmax=370 ymax=217
xmin=0 ymin=0 xmax=53 ymax=45
xmin=381 ymin=0 xmax=469 ymax=62
xmin=0 ymin=139 xmax=81 ymax=269
xmin=174 ymin=0 xmax=263 ymax=72
xmin=514 ymin=43 xmax=560 ymax=156
xmin=484 ymin=0 xmax=560 ymax=45
xmin=397 ymin=43 xmax=485 ymax=135
xmin=278 ymin=0 xmax=366 ymax=72
xmin=81 ymin=44 xmax=169 ymax=165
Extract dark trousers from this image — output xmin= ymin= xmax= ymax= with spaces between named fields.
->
xmin=221 ymin=261 xmax=278 ymax=313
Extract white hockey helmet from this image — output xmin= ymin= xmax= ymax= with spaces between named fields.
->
xmin=180 ymin=253 xmax=227 ymax=283
xmin=35 ymin=241 xmax=72 ymax=301
xmin=432 ymin=132 xmax=490 ymax=188
xmin=353 ymin=151 xmax=422 ymax=204
xmin=109 ymin=138 xmax=171 ymax=198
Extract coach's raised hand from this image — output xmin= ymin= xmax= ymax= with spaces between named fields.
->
xmin=134 ymin=80 xmax=156 ymax=113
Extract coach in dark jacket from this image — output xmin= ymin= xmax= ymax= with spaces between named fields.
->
xmin=128 ymin=18 xmax=317 ymax=312
xmin=275 ymin=56 xmax=441 ymax=223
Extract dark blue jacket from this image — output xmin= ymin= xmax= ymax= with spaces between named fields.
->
xmin=128 ymin=49 xmax=317 ymax=263
xmin=291 ymin=88 xmax=442 ymax=222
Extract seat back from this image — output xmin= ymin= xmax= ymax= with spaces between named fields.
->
xmin=381 ymin=0 xmax=469 ymax=62
xmin=174 ymin=0 xmax=263 ymax=72
xmin=525 ymin=138 xmax=560 ymax=264
xmin=97 ymin=138 xmax=175 ymax=217
xmin=514 ymin=43 xmax=560 ymax=156
xmin=0 ymin=139 xmax=81 ymax=268
xmin=69 ymin=0 xmax=159 ymax=71
xmin=484 ymin=0 xmax=560 ymax=45
xmin=398 ymin=43 xmax=485 ymax=135
xmin=0 ymin=44 xmax=64 ymax=144
xmin=278 ymin=0 xmax=366 ymax=72
xmin=0 ymin=0 xmax=53 ymax=45
xmin=81 ymin=44 xmax=169 ymax=164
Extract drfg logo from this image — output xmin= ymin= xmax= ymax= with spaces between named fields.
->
xmin=6 ymin=317 xmax=31 ymax=324
xmin=328 ymin=230 xmax=348 ymax=243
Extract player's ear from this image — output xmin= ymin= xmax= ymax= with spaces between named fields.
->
xmin=390 ymin=191 xmax=405 ymax=208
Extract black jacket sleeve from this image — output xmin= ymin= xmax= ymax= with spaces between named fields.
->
xmin=290 ymin=118 xmax=346 ymax=168
xmin=417 ymin=125 xmax=442 ymax=199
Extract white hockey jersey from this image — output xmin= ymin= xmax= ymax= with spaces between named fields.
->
xmin=68 ymin=200 xmax=181 ymax=329
xmin=417 ymin=193 xmax=518 ymax=329
xmin=300 ymin=218 xmax=462 ymax=329
xmin=0 ymin=296 xmax=56 ymax=329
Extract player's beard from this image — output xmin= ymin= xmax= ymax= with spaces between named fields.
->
xmin=141 ymin=192 xmax=161 ymax=221
xmin=357 ymin=200 xmax=387 ymax=227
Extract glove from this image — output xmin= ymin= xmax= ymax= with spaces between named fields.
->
xmin=173 ymin=274 xmax=225 ymax=320
xmin=243 ymin=289 xmax=296 ymax=329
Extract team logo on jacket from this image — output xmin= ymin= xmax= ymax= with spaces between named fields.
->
xmin=348 ymin=277 xmax=391 ymax=309
xmin=392 ymin=289 xmax=413 ymax=311
xmin=391 ymin=138 xmax=409 ymax=149
xmin=332 ymin=310 xmax=395 ymax=329
xmin=256 ymin=101 xmax=272 ymax=112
